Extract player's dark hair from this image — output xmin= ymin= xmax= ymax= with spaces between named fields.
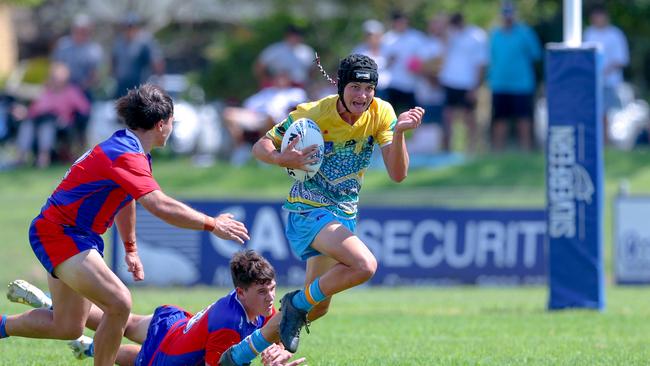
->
xmin=230 ymin=250 xmax=275 ymax=289
xmin=115 ymin=84 xmax=174 ymax=131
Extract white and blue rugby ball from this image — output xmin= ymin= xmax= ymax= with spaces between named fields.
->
xmin=280 ymin=118 xmax=324 ymax=182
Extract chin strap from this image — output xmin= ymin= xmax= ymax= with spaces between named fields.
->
xmin=339 ymin=96 xmax=352 ymax=113
xmin=365 ymin=98 xmax=374 ymax=111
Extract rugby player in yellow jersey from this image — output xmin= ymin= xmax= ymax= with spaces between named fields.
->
xmin=219 ymin=54 xmax=424 ymax=366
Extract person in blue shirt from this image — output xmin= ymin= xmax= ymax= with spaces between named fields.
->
xmin=488 ymin=1 xmax=541 ymax=151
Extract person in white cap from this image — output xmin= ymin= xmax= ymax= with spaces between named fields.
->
xmin=352 ymin=19 xmax=390 ymax=99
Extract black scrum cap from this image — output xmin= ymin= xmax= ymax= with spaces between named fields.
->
xmin=337 ymin=54 xmax=379 ymax=100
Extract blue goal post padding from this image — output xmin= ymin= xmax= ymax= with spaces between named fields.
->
xmin=545 ymin=45 xmax=605 ymax=310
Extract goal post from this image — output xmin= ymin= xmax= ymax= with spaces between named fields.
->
xmin=545 ymin=0 xmax=605 ymax=310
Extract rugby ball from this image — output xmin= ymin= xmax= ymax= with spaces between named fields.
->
xmin=280 ymin=118 xmax=324 ymax=182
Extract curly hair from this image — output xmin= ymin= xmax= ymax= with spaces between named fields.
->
xmin=230 ymin=250 xmax=276 ymax=289
xmin=115 ymin=84 xmax=174 ymax=130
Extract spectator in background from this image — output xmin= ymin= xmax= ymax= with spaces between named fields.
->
xmin=254 ymin=25 xmax=315 ymax=89
xmin=51 ymin=14 xmax=103 ymax=150
xmin=51 ymin=14 xmax=103 ymax=100
xmin=15 ymin=62 xmax=90 ymax=168
xmin=410 ymin=14 xmax=447 ymax=155
xmin=222 ymin=70 xmax=307 ymax=166
xmin=111 ymin=13 xmax=165 ymax=99
xmin=382 ymin=11 xmax=425 ymax=114
xmin=438 ymin=12 xmax=487 ymax=153
xmin=488 ymin=1 xmax=541 ymax=152
xmin=584 ymin=4 xmax=630 ymax=142
xmin=352 ymin=19 xmax=390 ymax=100
xmin=0 ymin=94 xmax=17 ymax=147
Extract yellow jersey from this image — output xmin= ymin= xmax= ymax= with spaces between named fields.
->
xmin=266 ymin=95 xmax=397 ymax=218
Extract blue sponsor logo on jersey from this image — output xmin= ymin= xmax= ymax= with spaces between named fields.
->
xmin=324 ymin=141 xmax=334 ymax=154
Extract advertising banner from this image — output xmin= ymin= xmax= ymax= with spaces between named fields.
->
xmin=614 ymin=195 xmax=650 ymax=284
xmin=112 ymin=201 xmax=546 ymax=287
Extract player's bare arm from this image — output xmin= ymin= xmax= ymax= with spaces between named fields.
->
xmin=382 ymin=106 xmax=425 ymax=182
xmin=252 ymin=136 xmax=318 ymax=170
xmin=138 ymin=190 xmax=249 ymax=243
xmin=114 ymin=201 xmax=145 ymax=281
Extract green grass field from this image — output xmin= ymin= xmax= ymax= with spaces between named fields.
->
xmin=2 ymin=149 xmax=650 ymax=365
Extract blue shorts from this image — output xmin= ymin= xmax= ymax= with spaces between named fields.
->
xmin=286 ymin=209 xmax=356 ymax=261
xmin=135 ymin=305 xmax=189 ymax=366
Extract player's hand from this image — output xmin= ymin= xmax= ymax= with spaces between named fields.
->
xmin=278 ymin=136 xmax=320 ymax=171
xmin=261 ymin=344 xmax=307 ymax=366
xmin=394 ymin=106 xmax=425 ymax=133
xmin=124 ymin=252 xmax=145 ymax=281
xmin=211 ymin=213 xmax=250 ymax=244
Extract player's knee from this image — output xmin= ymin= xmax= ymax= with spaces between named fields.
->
xmin=104 ymin=289 xmax=132 ymax=318
xmin=357 ymin=255 xmax=377 ymax=282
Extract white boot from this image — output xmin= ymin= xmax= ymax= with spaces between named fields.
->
xmin=68 ymin=335 xmax=94 ymax=360
xmin=6 ymin=279 xmax=52 ymax=309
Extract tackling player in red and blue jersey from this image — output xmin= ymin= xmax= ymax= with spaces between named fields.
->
xmin=132 ymin=251 xmax=299 ymax=366
xmin=31 ymin=127 xmax=161 ymax=274
xmin=1 ymin=85 xmax=250 ymax=366
xmin=135 ymin=290 xmax=274 ymax=366
xmin=102 ymin=251 xmax=300 ymax=366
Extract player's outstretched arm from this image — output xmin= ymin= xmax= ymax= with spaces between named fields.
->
xmin=138 ymin=190 xmax=249 ymax=243
xmin=382 ymin=106 xmax=425 ymax=182
xmin=252 ymin=136 xmax=318 ymax=170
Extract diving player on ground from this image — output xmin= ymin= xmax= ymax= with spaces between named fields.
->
xmin=7 ymin=250 xmax=304 ymax=366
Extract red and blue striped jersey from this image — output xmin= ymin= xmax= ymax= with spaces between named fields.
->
xmin=148 ymin=290 xmax=275 ymax=366
xmin=39 ymin=129 xmax=160 ymax=234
